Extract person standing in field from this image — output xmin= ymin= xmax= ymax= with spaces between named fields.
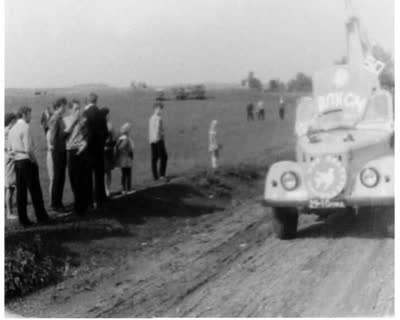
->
xmin=100 ymin=107 xmax=116 ymax=197
xmin=149 ymin=102 xmax=168 ymax=182
xmin=84 ymin=93 xmax=108 ymax=207
xmin=48 ymin=98 xmax=68 ymax=212
xmin=246 ymin=102 xmax=254 ymax=121
xmin=116 ymin=123 xmax=134 ymax=195
xmin=209 ymin=120 xmax=221 ymax=170
xmin=256 ymin=100 xmax=265 ymax=120
xmin=64 ymin=100 xmax=90 ymax=216
xmin=8 ymin=106 xmax=50 ymax=227
xmin=5 ymin=113 xmax=17 ymax=220
xmin=279 ymin=96 xmax=286 ymax=120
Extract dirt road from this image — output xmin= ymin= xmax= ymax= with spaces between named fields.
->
xmin=7 ymin=188 xmax=393 ymax=317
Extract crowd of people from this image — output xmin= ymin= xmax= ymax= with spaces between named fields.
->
xmin=5 ymin=92 xmax=285 ymax=228
xmin=4 ymin=93 xmax=170 ymax=227
xmin=246 ymin=97 xmax=286 ymax=121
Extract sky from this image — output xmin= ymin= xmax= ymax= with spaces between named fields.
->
xmin=5 ymin=0 xmax=394 ymax=88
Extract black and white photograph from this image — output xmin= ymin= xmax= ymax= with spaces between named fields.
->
xmin=3 ymin=0 xmax=395 ymax=317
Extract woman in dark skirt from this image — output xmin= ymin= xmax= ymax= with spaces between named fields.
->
xmin=100 ymin=107 xmax=116 ymax=197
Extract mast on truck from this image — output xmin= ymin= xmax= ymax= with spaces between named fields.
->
xmin=344 ymin=0 xmax=385 ymax=80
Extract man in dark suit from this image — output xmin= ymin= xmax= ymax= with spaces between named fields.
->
xmin=83 ymin=93 xmax=108 ymax=207
xmin=49 ymin=97 xmax=68 ymax=212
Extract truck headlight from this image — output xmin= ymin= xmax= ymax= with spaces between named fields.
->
xmin=360 ymin=167 xmax=380 ymax=188
xmin=281 ymin=171 xmax=298 ymax=191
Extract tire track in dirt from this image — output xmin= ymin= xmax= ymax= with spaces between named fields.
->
xmin=90 ymin=204 xmax=272 ymax=317
xmin=165 ymin=208 xmax=393 ymax=317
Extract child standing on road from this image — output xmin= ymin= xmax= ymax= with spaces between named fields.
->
xmin=209 ymin=120 xmax=221 ymax=170
xmin=116 ymin=123 xmax=134 ymax=195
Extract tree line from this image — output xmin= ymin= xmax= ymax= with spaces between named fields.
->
xmin=265 ymin=45 xmax=394 ymax=93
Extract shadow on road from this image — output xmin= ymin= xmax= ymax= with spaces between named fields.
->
xmin=97 ymin=183 xmax=225 ymax=222
xmin=297 ymin=207 xmax=394 ymax=239
xmin=6 ymin=182 xmax=226 ymax=246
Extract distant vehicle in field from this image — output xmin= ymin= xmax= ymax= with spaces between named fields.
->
xmin=188 ymin=85 xmax=206 ymax=99
xmin=173 ymin=84 xmax=206 ymax=100
xmin=173 ymin=86 xmax=188 ymax=100
xmin=262 ymin=0 xmax=394 ymax=239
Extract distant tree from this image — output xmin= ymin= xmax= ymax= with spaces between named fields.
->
xmin=267 ymin=79 xmax=285 ymax=92
xmin=371 ymin=45 xmax=394 ymax=90
xmin=268 ymin=79 xmax=279 ymax=91
xmin=249 ymin=77 xmax=263 ymax=90
xmin=242 ymin=71 xmax=263 ymax=91
xmin=334 ymin=45 xmax=394 ymax=89
xmin=287 ymin=73 xmax=312 ymax=92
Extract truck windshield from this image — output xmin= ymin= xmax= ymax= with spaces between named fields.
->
xmin=306 ymin=108 xmax=359 ymax=133
xmin=300 ymin=92 xmax=392 ymax=134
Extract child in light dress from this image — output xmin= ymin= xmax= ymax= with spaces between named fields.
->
xmin=115 ymin=123 xmax=134 ymax=194
xmin=209 ymin=120 xmax=221 ymax=170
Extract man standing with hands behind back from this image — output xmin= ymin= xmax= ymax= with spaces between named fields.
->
xmin=84 ymin=93 xmax=108 ymax=207
xmin=149 ymin=102 xmax=168 ymax=182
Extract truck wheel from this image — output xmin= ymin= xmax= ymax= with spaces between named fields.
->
xmin=272 ymin=207 xmax=298 ymax=239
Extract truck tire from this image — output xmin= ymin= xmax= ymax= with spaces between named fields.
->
xmin=272 ymin=207 xmax=298 ymax=239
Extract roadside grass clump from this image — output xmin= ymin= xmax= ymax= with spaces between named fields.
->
xmin=218 ymin=163 xmax=266 ymax=181
xmin=5 ymin=235 xmax=70 ymax=301
xmin=195 ymin=171 xmax=232 ymax=198
xmin=191 ymin=162 xmax=268 ymax=198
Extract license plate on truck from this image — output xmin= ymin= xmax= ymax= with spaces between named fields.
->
xmin=309 ymin=199 xmax=346 ymax=209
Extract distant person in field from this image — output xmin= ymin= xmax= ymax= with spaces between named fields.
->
xmin=49 ymin=97 xmax=68 ymax=213
xmin=64 ymin=100 xmax=90 ymax=216
xmin=209 ymin=120 xmax=221 ymax=170
xmin=8 ymin=106 xmax=50 ymax=227
xmin=40 ymin=105 xmax=54 ymax=135
xmin=279 ymin=96 xmax=286 ymax=120
xmin=256 ymin=100 xmax=265 ymax=120
xmin=149 ymin=102 xmax=168 ymax=182
xmin=84 ymin=93 xmax=108 ymax=207
xmin=116 ymin=123 xmax=135 ymax=194
xmin=246 ymin=102 xmax=254 ymax=121
xmin=5 ymin=113 xmax=18 ymax=220
xmin=100 ymin=107 xmax=116 ymax=197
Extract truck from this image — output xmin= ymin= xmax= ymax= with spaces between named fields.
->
xmin=262 ymin=0 xmax=394 ymax=239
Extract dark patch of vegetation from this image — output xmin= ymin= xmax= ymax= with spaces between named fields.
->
xmin=5 ymin=235 xmax=73 ymax=302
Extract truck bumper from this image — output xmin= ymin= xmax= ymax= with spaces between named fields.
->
xmin=262 ymin=197 xmax=394 ymax=208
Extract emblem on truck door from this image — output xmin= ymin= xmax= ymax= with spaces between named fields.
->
xmin=306 ymin=155 xmax=347 ymax=199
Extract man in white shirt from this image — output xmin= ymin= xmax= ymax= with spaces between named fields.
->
xmin=149 ymin=102 xmax=168 ymax=181
xmin=256 ymin=100 xmax=265 ymax=120
xmin=8 ymin=106 xmax=50 ymax=227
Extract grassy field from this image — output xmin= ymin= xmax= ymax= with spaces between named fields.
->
xmin=5 ymin=88 xmax=301 ymax=208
